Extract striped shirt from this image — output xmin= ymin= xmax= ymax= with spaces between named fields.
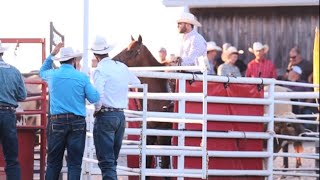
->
xmin=245 ymin=58 xmax=277 ymax=78
xmin=179 ymin=29 xmax=207 ymax=66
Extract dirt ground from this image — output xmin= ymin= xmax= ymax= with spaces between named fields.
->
xmin=114 ymin=142 xmax=318 ymax=180
xmin=1 ymin=142 xmax=317 ymax=180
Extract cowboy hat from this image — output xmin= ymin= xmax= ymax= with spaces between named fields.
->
xmin=177 ymin=12 xmax=202 ymax=27
xmin=222 ymin=43 xmax=231 ymax=52
xmin=91 ymin=36 xmax=114 ymax=55
xmin=0 ymin=41 xmax=9 ymax=53
xmin=248 ymin=42 xmax=269 ymax=53
xmin=52 ymin=47 xmax=82 ymax=62
xmin=221 ymin=46 xmax=244 ymax=61
xmin=206 ymin=41 xmax=222 ymax=52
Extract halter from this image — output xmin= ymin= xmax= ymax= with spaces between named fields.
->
xmin=127 ymin=41 xmax=142 ymax=59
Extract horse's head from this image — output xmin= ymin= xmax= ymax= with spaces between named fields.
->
xmin=113 ymin=35 xmax=162 ymax=67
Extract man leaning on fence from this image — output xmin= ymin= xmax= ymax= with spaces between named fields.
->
xmin=0 ymin=41 xmax=27 ymax=180
xmin=39 ymin=43 xmax=100 ymax=180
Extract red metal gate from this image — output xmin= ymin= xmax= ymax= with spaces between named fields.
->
xmin=0 ymin=38 xmax=47 ymax=180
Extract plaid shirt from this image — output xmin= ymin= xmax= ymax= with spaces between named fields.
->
xmin=245 ymin=58 xmax=277 ymax=78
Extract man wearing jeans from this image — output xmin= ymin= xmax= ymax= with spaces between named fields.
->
xmin=39 ymin=43 xmax=99 ymax=180
xmin=0 ymin=41 xmax=27 ymax=180
xmin=91 ymin=36 xmax=140 ymax=180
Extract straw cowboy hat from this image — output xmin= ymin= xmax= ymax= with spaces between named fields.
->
xmin=206 ymin=41 xmax=222 ymax=52
xmin=248 ymin=42 xmax=269 ymax=53
xmin=91 ymin=36 xmax=114 ymax=55
xmin=221 ymin=45 xmax=244 ymax=61
xmin=177 ymin=12 xmax=202 ymax=27
xmin=0 ymin=41 xmax=9 ymax=53
xmin=52 ymin=47 xmax=82 ymax=62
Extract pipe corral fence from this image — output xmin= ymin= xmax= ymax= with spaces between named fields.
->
xmin=0 ymin=44 xmax=318 ymax=179
xmin=80 ymin=66 xmax=319 ymax=180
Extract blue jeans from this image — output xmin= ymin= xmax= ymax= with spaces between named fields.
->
xmin=93 ymin=111 xmax=126 ymax=180
xmin=0 ymin=109 xmax=21 ymax=180
xmin=45 ymin=117 xmax=86 ymax=180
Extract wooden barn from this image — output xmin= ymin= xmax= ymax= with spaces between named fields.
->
xmin=163 ymin=0 xmax=319 ymax=76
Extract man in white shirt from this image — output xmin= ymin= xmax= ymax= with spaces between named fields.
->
xmin=91 ymin=36 xmax=140 ymax=180
xmin=176 ymin=12 xmax=207 ymax=69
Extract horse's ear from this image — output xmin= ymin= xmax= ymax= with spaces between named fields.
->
xmin=131 ymin=35 xmax=135 ymax=41
xmin=138 ymin=35 xmax=142 ymax=44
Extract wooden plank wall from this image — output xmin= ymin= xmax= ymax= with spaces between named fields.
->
xmin=191 ymin=6 xmax=319 ymax=76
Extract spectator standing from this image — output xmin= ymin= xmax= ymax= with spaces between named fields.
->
xmin=217 ymin=46 xmax=242 ymax=77
xmin=216 ymin=42 xmax=247 ymax=75
xmin=206 ymin=41 xmax=222 ymax=75
xmin=246 ymin=42 xmax=277 ymax=78
xmin=39 ymin=43 xmax=99 ymax=180
xmin=283 ymin=46 xmax=313 ymax=83
xmin=158 ymin=47 xmax=168 ymax=64
xmin=91 ymin=36 xmax=140 ymax=180
xmin=0 ymin=41 xmax=27 ymax=180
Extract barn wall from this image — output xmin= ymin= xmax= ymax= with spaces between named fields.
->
xmin=191 ymin=6 xmax=319 ymax=76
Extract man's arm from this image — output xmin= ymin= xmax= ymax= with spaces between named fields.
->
xmin=84 ymin=76 xmax=100 ymax=104
xmin=39 ymin=43 xmax=64 ymax=80
xmin=16 ymin=72 xmax=27 ymax=101
xmin=93 ymin=69 xmax=105 ymax=111
xmin=128 ymin=69 xmax=141 ymax=85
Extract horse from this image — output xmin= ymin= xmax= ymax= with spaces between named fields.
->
xmin=113 ymin=35 xmax=173 ymax=177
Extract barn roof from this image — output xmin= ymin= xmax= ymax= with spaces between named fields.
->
xmin=162 ymin=0 xmax=319 ymax=8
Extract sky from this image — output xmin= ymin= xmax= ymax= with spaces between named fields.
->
xmin=1 ymin=0 xmax=184 ymax=73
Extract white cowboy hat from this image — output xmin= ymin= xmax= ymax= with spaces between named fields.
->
xmin=177 ymin=12 xmax=202 ymax=27
xmin=222 ymin=46 xmax=244 ymax=61
xmin=206 ymin=41 xmax=222 ymax=52
xmin=91 ymin=36 xmax=114 ymax=55
xmin=248 ymin=42 xmax=269 ymax=53
xmin=0 ymin=41 xmax=9 ymax=53
xmin=52 ymin=47 xmax=82 ymax=62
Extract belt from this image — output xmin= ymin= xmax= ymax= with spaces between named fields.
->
xmin=100 ymin=106 xmax=124 ymax=112
xmin=180 ymin=71 xmax=202 ymax=74
xmin=0 ymin=106 xmax=15 ymax=111
xmin=49 ymin=113 xmax=85 ymax=120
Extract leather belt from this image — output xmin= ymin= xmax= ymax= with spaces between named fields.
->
xmin=49 ymin=113 xmax=85 ymax=120
xmin=0 ymin=106 xmax=15 ymax=111
xmin=100 ymin=106 xmax=124 ymax=112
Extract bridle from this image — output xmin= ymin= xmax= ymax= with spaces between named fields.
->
xmin=127 ymin=41 xmax=142 ymax=59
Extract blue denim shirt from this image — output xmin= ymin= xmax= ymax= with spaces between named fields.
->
xmin=40 ymin=55 xmax=99 ymax=116
xmin=0 ymin=57 xmax=27 ymax=107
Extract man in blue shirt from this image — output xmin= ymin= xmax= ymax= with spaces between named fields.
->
xmin=39 ymin=43 xmax=99 ymax=180
xmin=0 ymin=41 xmax=27 ymax=180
